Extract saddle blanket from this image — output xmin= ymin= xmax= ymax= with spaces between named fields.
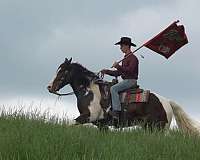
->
xmin=120 ymin=90 xmax=150 ymax=103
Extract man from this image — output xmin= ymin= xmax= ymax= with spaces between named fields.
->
xmin=101 ymin=37 xmax=139 ymax=119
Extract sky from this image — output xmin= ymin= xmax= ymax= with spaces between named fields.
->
xmin=0 ymin=0 xmax=199 ymax=122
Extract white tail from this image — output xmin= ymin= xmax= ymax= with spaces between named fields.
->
xmin=170 ymin=100 xmax=200 ymax=136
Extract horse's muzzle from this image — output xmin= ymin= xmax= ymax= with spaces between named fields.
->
xmin=47 ymin=85 xmax=54 ymax=93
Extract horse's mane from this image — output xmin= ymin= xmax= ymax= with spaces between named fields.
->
xmin=71 ymin=62 xmax=98 ymax=79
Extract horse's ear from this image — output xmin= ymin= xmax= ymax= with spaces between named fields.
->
xmin=69 ymin=57 xmax=72 ymax=63
xmin=65 ymin=57 xmax=72 ymax=63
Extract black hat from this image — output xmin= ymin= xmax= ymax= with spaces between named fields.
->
xmin=115 ymin=37 xmax=136 ymax=47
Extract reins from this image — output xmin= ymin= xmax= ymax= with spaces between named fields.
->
xmin=52 ymin=71 xmax=103 ymax=97
xmin=53 ymin=91 xmax=75 ymax=96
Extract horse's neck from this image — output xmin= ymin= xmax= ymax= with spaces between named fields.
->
xmin=69 ymin=77 xmax=92 ymax=97
xmin=70 ymin=82 xmax=85 ymax=98
xmin=71 ymin=79 xmax=102 ymax=98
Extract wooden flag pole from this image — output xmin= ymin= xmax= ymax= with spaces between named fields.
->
xmin=111 ymin=44 xmax=144 ymax=68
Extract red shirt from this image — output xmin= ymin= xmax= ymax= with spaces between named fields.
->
xmin=106 ymin=53 xmax=139 ymax=80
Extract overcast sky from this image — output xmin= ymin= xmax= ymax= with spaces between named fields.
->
xmin=0 ymin=0 xmax=199 ymax=120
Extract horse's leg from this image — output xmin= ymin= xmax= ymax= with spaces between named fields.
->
xmin=75 ymin=113 xmax=90 ymax=124
xmin=93 ymin=119 xmax=109 ymax=132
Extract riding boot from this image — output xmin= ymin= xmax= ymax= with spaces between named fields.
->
xmin=108 ymin=110 xmax=121 ymax=120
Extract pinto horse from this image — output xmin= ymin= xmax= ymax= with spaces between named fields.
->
xmin=47 ymin=58 xmax=200 ymax=135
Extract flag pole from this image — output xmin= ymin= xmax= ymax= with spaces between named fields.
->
xmin=111 ymin=44 xmax=144 ymax=68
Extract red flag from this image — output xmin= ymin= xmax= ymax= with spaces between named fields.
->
xmin=144 ymin=20 xmax=188 ymax=59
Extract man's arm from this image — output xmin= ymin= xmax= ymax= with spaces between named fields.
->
xmin=101 ymin=69 xmax=121 ymax=77
xmin=115 ymin=57 xmax=137 ymax=75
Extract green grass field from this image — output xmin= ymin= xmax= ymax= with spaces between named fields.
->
xmin=0 ymin=108 xmax=200 ymax=160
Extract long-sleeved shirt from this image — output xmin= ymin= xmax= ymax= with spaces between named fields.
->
xmin=105 ymin=53 xmax=139 ymax=80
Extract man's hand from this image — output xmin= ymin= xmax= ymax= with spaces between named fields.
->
xmin=100 ymin=69 xmax=108 ymax=74
xmin=112 ymin=61 xmax=119 ymax=68
xmin=100 ymin=69 xmax=108 ymax=78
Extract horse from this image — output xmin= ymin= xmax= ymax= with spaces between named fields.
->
xmin=47 ymin=58 xmax=200 ymax=135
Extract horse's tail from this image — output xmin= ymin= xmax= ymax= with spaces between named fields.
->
xmin=169 ymin=100 xmax=200 ymax=136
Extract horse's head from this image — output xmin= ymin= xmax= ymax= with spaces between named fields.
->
xmin=47 ymin=57 xmax=72 ymax=93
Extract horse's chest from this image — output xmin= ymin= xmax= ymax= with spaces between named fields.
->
xmin=88 ymin=95 xmax=104 ymax=122
xmin=77 ymin=84 xmax=104 ymax=122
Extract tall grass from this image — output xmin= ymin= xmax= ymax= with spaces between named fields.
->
xmin=0 ymin=107 xmax=200 ymax=160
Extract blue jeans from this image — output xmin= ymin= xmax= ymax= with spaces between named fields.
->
xmin=110 ymin=79 xmax=137 ymax=111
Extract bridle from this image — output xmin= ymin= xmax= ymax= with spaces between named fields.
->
xmin=51 ymin=70 xmax=104 ymax=97
xmin=52 ymin=91 xmax=75 ymax=96
xmin=51 ymin=67 xmax=75 ymax=96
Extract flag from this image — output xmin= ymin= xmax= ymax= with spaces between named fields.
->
xmin=144 ymin=20 xmax=188 ymax=59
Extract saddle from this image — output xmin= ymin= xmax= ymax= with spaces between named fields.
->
xmin=119 ymin=85 xmax=150 ymax=104
xmin=95 ymin=79 xmax=150 ymax=105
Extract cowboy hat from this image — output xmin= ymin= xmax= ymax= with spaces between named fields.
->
xmin=115 ymin=37 xmax=136 ymax=47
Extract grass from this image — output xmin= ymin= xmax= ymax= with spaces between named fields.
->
xmin=0 ymin=107 xmax=200 ymax=160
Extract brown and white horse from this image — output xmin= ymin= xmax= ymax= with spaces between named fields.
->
xmin=47 ymin=58 xmax=200 ymax=135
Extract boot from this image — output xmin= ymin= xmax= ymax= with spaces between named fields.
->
xmin=108 ymin=110 xmax=120 ymax=120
